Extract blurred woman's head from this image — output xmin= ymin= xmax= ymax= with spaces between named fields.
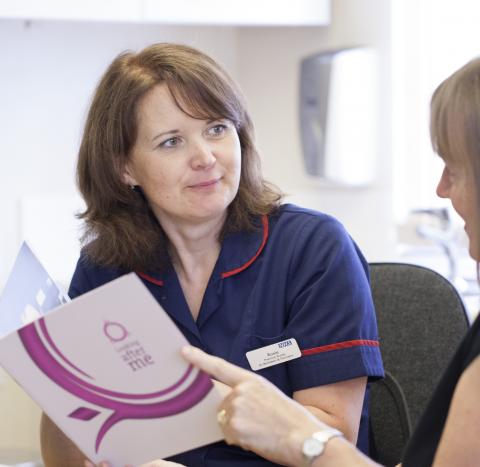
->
xmin=77 ymin=43 xmax=282 ymax=272
xmin=431 ymin=57 xmax=480 ymax=260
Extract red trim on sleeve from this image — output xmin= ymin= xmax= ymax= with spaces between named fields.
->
xmin=136 ymin=271 xmax=164 ymax=286
xmin=301 ymin=339 xmax=379 ymax=356
xmin=221 ymin=215 xmax=269 ymax=279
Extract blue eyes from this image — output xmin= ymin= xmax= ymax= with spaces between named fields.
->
xmin=208 ymin=124 xmax=228 ymax=136
xmin=160 ymin=137 xmax=181 ymax=148
xmin=158 ymin=123 xmax=229 ymax=149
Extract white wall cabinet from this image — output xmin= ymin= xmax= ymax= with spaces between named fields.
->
xmin=0 ymin=0 xmax=330 ymax=25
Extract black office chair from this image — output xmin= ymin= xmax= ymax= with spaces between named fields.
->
xmin=368 ymin=262 xmax=470 ymax=466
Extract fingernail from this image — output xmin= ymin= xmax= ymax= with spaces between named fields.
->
xmin=182 ymin=345 xmax=193 ymax=355
xmin=84 ymin=461 xmax=94 ymax=467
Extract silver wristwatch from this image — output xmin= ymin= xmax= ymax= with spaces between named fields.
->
xmin=302 ymin=427 xmax=343 ymax=466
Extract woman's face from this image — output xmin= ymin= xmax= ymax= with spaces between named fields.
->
xmin=124 ymin=84 xmax=241 ymax=229
xmin=436 ymin=160 xmax=479 ymax=260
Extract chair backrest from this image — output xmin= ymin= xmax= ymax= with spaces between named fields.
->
xmin=368 ymin=262 xmax=469 ymax=466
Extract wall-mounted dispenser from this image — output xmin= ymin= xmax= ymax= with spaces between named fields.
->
xmin=299 ymin=47 xmax=377 ymax=186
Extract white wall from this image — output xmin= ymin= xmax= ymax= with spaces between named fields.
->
xmin=392 ymin=0 xmax=480 ymax=217
xmin=237 ymin=0 xmax=394 ymax=261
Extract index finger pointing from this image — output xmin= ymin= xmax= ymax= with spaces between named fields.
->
xmin=181 ymin=346 xmax=254 ymax=387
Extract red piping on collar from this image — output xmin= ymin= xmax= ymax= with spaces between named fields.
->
xmin=301 ymin=339 xmax=380 ymax=356
xmin=137 ymin=214 xmax=269 ymax=286
xmin=221 ymin=214 xmax=269 ymax=279
xmin=136 ymin=271 xmax=164 ymax=286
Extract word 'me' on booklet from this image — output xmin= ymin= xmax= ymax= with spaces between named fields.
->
xmin=0 ymin=243 xmax=222 ymax=466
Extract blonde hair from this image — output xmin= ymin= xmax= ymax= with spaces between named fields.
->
xmin=430 ymin=57 xmax=480 ymax=255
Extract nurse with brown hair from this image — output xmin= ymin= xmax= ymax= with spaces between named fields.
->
xmin=41 ymin=42 xmax=383 ymax=467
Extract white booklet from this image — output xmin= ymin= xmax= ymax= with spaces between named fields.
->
xmin=0 ymin=243 xmax=222 ymax=466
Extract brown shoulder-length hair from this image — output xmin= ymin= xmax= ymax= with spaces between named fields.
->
xmin=430 ymin=57 xmax=480 ymax=255
xmin=77 ymin=42 xmax=282 ymax=272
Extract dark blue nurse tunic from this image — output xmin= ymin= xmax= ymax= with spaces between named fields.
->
xmin=69 ymin=204 xmax=384 ymax=466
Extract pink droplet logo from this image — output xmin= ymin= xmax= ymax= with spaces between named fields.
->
xmin=103 ymin=321 xmax=128 ymax=342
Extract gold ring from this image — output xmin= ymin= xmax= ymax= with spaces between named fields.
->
xmin=216 ymin=409 xmax=227 ymax=425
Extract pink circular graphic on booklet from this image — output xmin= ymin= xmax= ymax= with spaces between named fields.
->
xmin=18 ymin=319 xmax=212 ymax=453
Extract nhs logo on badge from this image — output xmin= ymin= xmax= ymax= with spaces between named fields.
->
xmin=278 ymin=340 xmax=293 ymax=349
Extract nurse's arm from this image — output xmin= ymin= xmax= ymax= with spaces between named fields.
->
xmin=292 ymin=377 xmax=367 ymax=444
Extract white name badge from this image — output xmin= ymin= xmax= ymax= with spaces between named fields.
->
xmin=246 ymin=338 xmax=301 ymax=371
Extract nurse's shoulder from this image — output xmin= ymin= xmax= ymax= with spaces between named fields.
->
xmin=68 ymin=250 xmax=125 ymax=299
xmin=271 ymin=203 xmax=355 ymax=251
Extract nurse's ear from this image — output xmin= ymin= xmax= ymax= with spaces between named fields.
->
xmin=122 ymin=163 xmax=139 ymax=189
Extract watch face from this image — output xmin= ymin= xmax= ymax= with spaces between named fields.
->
xmin=303 ymin=437 xmax=323 ymax=458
